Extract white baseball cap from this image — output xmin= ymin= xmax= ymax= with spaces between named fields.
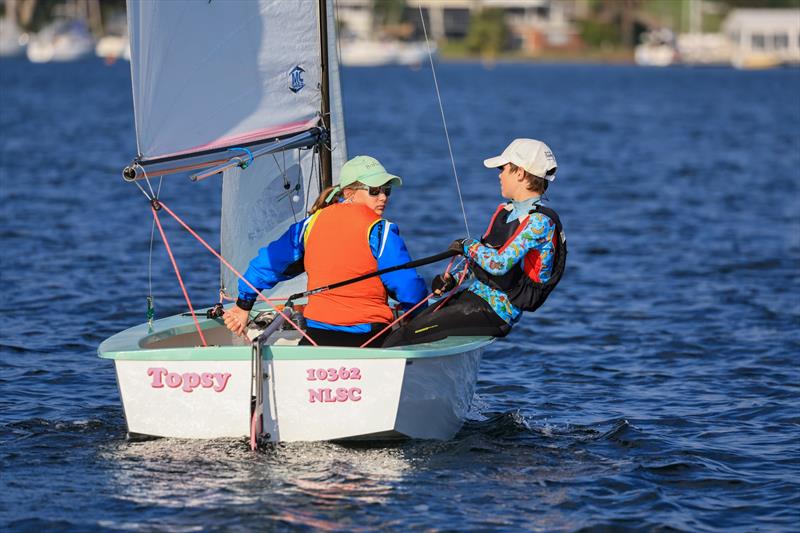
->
xmin=483 ymin=138 xmax=558 ymax=181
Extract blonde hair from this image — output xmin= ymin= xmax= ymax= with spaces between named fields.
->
xmin=308 ymin=181 xmax=366 ymax=215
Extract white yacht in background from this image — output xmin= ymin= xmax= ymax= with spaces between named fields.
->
xmin=634 ymin=29 xmax=677 ymax=67
xmin=95 ymin=34 xmax=130 ymax=62
xmin=340 ymin=38 xmax=398 ymax=66
xmin=26 ymin=19 xmax=93 ymax=63
xmin=0 ymin=17 xmax=27 ymax=57
xmin=396 ymin=40 xmax=433 ymax=67
xmin=0 ymin=0 xmax=28 ymax=58
xmin=340 ymin=38 xmax=435 ymax=67
xmin=94 ymin=12 xmax=130 ymax=63
xmin=676 ymin=33 xmax=732 ymax=66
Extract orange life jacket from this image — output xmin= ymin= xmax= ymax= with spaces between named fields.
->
xmin=302 ymin=202 xmax=393 ymax=325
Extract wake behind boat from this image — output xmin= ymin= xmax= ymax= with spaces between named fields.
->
xmin=99 ymin=0 xmax=492 ymax=445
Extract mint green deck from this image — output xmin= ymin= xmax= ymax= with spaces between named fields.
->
xmin=98 ymin=309 xmax=493 ymax=361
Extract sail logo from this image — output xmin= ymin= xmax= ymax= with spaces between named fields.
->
xmin=289 ymin=66 xmax=305 ymax=93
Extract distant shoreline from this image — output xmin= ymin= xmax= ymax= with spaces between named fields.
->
xmin=438 ymin=46 xmax=635 ymax=65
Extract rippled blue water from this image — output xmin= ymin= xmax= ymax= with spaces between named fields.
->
xmin=1 ymin=57 xmax=799 ymax=531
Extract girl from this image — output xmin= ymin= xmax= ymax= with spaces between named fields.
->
xmin=224 ymin=155 xmax=427 ymax=347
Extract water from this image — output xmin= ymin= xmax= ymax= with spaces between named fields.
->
xmin=1 ymin=58 xmax=799 ymax=531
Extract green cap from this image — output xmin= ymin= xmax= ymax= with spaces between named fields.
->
xmin=339 ymin=156 xmax=402 ymax=188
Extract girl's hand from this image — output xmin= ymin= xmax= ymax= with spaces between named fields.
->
xmin=223 ymin=306 xmax=249 ymax=337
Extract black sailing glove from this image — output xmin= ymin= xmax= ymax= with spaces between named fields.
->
xmin=431 ymin=273 xmax=457 ymax=296
xmin=448 ymin=238 xmax=467 ymax=256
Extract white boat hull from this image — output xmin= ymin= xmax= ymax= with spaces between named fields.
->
xmin=263 ymin=348 xmax=481 ymax=442
xmin=100 ymin=312 xmax=491 ymax=442
xmin=115 ymin=359 xmax=252 ymax=438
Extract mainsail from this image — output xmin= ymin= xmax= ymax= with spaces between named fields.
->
xmin=126 ymin=0 xmax=347 ymax=300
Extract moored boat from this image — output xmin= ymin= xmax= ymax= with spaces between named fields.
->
xmin=26 ymin=19 xmax=93 ymax=63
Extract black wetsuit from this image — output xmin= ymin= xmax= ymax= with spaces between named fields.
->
xmin=300 ymin=324 xmax=392 ymax=348
xmin=381 ymin=291 xmax=510 ymax=347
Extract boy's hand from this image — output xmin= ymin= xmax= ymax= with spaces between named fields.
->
xmin=432 ymin=273 xmax=457 ymax=296
xmin=448 ymin=238 xmax=467 ymax=255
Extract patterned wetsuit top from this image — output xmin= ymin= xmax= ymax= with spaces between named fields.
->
xmin=461 ymin=196 xmax=557 ymax=324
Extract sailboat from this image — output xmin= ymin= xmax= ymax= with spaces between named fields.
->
xmin=0 ymin=0 xmax=28 ymax=58
xmin=26 ymin=19 xmax=94 ymax=63
xmin=98 ymin=0 xmax=493 ymax=444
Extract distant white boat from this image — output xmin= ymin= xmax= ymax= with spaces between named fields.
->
xmin=0 ymin=17 xmax=27 ymax=57
xmin=396 ymin=41 xmax=432 ymax=67
xmin=635 ymin=29 xmax=676 ymax=67
xmin=95 ymin=34 xmax=130 ymax=62
xmin=676 ymin=33 xmax=732 ymax=66
xmin=340 ymin=39 xmax=435 ymax=67
xmin=27 ymin=20 xmax=93 ymax=63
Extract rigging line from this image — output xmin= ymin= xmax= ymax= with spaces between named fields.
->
xmin=217 ymin=292 xmax=285 ymax=303
xmin=305 ymin=146 xmax=318 ymax=210
xmin=333 ymin=0 xmax=344 ymax=73
xmin=148 ymin=219 xmax=156 ymax=299
xmin=272 ymin=152 xmax=299 ymax=223
xmin=133 ymin=178 xmax=153 ymax=201
xmin=418 ymin=6 xmax=470 ymax=238
xmin=434 ymin=262 xmax=470 ymax=312
xmin=151 ymin=207 xmax=208 ymax=347
xmin=136 ymin=163 xmax=157 ymax=198
xmin=147 ymin=177 xmax=164 ymax=308
xmin=285 ymin=149 xmax=299 ymax=222
xmin=359 ymin=291 xmax=436 ymax=348
xmin=155 ymin=200 xmax=318 ymax=346
xmin=297 ymin=147 xmax=304 ymax=202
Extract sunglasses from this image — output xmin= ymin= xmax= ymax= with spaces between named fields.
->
xmin=355 ymin=185 xmax=392 ymax=197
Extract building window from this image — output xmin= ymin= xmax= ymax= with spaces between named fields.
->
xmin=443 ymin=8 xmax=470 ymax=40
xmin=751 ymin=33 xmax=765 ymax=50
xmin=773 ymin=33 xmax=788 ymax=49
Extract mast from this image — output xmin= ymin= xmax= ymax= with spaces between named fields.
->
xmin=318 ymin=0 xmax=333 ymax=190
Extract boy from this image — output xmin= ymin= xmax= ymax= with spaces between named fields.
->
xmin=383 ymin=138 xmax=566 ymax=347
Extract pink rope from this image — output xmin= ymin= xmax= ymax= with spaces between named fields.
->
xmin=358 ymin=256 xmax=472 ymax=348
xmin=218 ymin=290 xmax=282 ymax=303
xmin=250 ymin=408 xmax=261 ymax=451
xmin=359 ymin=291 xmax=436 ymax=348
xmin=443 ymin=257 xmax=455 ymax=275
xmin=152 ymin=208 xmax=208 ymax=347
xmin=433 ymin=262 xmax=470 ymax=312
xmin=156 ymin=201 xmax=318 ymax=346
